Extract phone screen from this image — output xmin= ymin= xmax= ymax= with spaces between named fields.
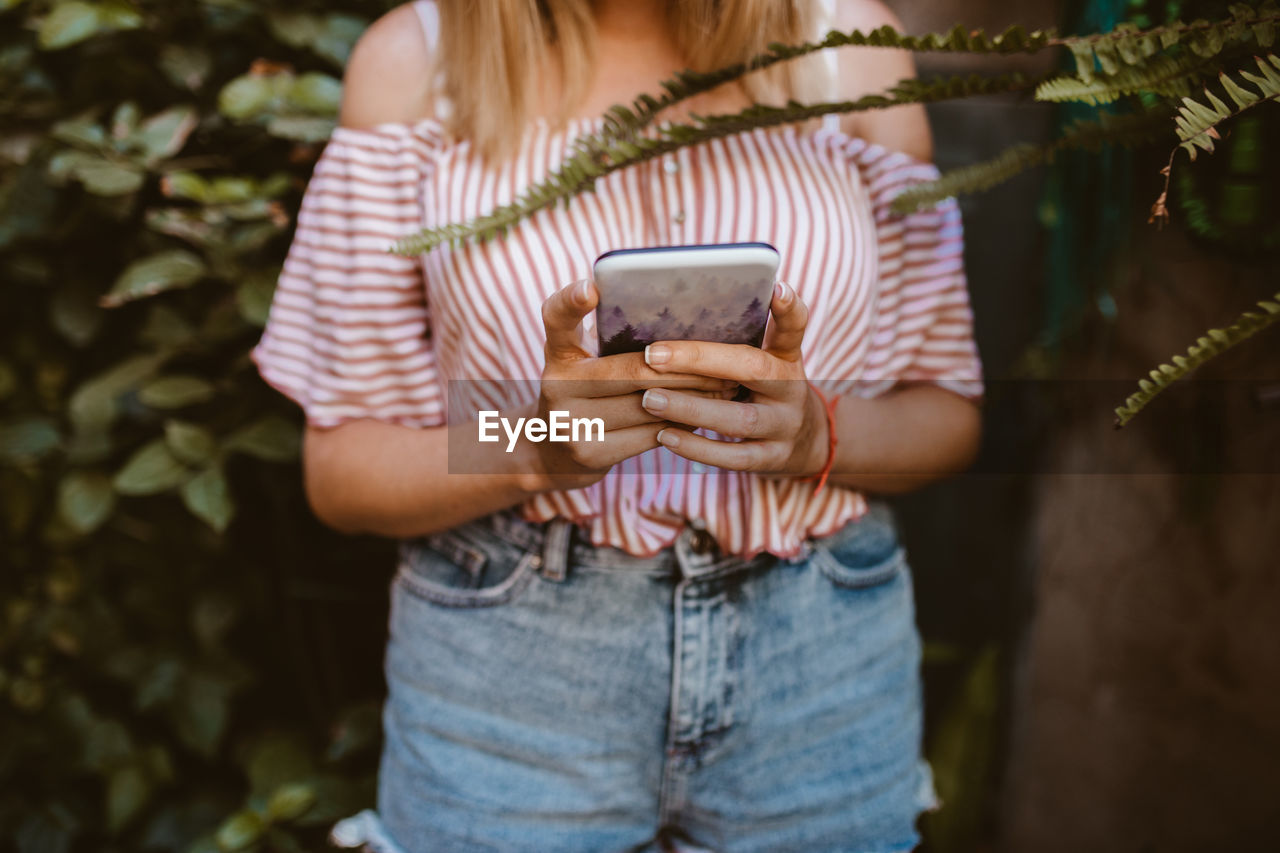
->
xmin=592 ymin=242 xmax=780 ymax=356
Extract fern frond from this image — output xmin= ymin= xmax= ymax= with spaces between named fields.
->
xmin=1113 ymin=291 xmax=1280 ymax=427
xmin=594 ymin=6 xmax=1278 ymax=142
xmin=592 ymin=24 xmax=1057 ymax=142
xmin=390 ymin=73 xmax=1034 ymax=256
xmin=389 ymin=5 xmax=1280 ymax=255
xmin=891 ymin=110 xmax=1171 ymax=214
xmin=1060 ymin=2 xmax=1278 ymax=82
xmin=1035 ymin=53 xmax=1210 ymax=104
xmin=1174 ymin=53 xmax=1280 ymax=158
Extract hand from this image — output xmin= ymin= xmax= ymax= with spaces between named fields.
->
xmin=525 ymin=279 xmax=740 ymax=491
xmin=637 ymin=281 xmax=830 ymax=477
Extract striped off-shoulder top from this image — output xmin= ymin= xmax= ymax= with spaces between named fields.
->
xmin=250 ymin=0 xmax=984 ymax=559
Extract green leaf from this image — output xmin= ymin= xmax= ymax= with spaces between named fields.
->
xmin=51 ymin=113 xmax=108 ymax=150
xmin=133 ymin=106 xmax=199 ymax=164
xmin=139 ymin=376 xmax=215 ymax=409
xmin=73 ymin=157 xmax=145 ymax=196
xmin=134 ymin=657 xmax=180 ymax=711
xmin=113 ymin=439 xmax=191 ymax=495
xmin=0 ymin=417 xmax=61 ymax=462
xmin=69 ymin=353 xmax=166 ymax=431
xmin=287 ymin=73 xmax=342 ymax=115
xmin=159 ymin=44 xmax=212 ymax=90
xmin=50 ymin=283 xmax=105 ymax=347
xmin=159 ymin=171 xmax=210 ymax=202
xmin=83 ymin=715 xmax=134 ymax=771
xmin=38 ymin=3 xmax=103 ymax=50
xmin=223 ymin=415 xmax=300 ymax=462
xmin=174 ymin=670 xmax=233 ymax=757
xmin=244 ymin=733 xmax=316 ymax=799
xmin=111 ymin=101 xmax=140 ymax=141
xmin=106 ymin=765 xmax=151 ymax=834
xmin=139 ymin=304 xmax=197 ymax=348
xmin=217 ymin=74 xmax=276 ymax=120
xmin=265 ymin=116 xmax=335 ymax=142
xmin=1115 ymin=289 xmax=1280 ymax=426
xmin=102 ymin=249 xmax=207 ymax=307
xmin=313 ymin=14 xmax=366 ymax=66
xmin=57 ymin=470 xmax=115 ymax=534
xmin=267 ymin=12 xmax=365 ymax=66
xmin=165 ymin=420 xmax=216 ymax=466
xmin=15 ymin=807 xmax=75 ymax=853
xmin=213 ymin=810 xmax=263 ymax=853
xmin=0 ymin=158 xmax=60 ymax=249
xmin=181 ymin=464 xmax=234 ymax=533
xmin=95 ymin=0 xmax=143 ymax=30
xmin=236 ymin=271 xmax=277 ymax=327
xmin=266 ymin=783 xmax=316 ymax=823
xmin=37 ymin=0 xmax=142 ymax=50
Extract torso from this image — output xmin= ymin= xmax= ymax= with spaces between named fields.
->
xmin=359 ymin=1 xmax=965 ymax=557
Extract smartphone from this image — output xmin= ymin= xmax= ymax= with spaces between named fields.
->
xmin=592 ymin=242 xmax=780 ymax=356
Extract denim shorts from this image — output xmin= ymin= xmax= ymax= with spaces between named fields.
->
xmin=329 ymin=501 xmax=938 ymax=853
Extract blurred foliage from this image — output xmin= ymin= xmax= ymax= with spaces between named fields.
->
xmin=6 ymin=0 xmax=1230 ymax=852
xmin=0 ymin=1 xmax=400 ymax=851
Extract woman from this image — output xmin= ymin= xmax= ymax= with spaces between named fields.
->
xmin=251 ymin=0 xmax=984 ymax=850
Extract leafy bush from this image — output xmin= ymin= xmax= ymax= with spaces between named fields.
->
xmin=0 ymin=2 xmax=399 ymax=851
xmin=12 ymin=1 xmax=1273 ymax=851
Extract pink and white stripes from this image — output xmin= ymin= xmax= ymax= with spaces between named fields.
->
xmin=250 ymin=115 xmax=983 ymax=559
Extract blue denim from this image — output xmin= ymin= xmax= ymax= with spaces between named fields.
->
xmin=330 ymin=502 xmax=938 ymax=853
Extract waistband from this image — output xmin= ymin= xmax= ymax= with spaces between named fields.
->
xmin=418 ymin=501 xmax=896 ymax=584
xmin=490 ymin=510 xmax=773 ymax=581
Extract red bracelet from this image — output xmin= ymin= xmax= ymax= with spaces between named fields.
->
xmin=801 ymin=381 xmax=839 ymax=493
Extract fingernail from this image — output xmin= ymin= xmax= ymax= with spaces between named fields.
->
xmin=575 ymin=280 xmax=592 ymax=305
xmin=642 ymin=389 xmax=668 ymax=412
xmin=774 ymin=280 xmax=793 ymax=304
xmin=657 ymin=428 xmax=679 ymax=448
xmin=645 ymin=344 xmax=671 ymax=366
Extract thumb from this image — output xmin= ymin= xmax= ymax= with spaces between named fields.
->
xmin=762 ymin=281 xmax=808 ymax=362
xmin=542 ymin=279 xmax=597 ymax=362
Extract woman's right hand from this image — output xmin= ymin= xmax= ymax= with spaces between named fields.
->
xmin=524 ymin=279 xmax=737 ymax=492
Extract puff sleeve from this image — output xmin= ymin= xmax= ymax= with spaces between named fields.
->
xmin=851 ymin=141 xmax=985 ymax=403
xmin=249 ymin=124 xmax=446 ymax=429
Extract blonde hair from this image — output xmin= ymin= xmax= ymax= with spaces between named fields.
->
xmin=436 ymin=0 xmax=830 ymax=164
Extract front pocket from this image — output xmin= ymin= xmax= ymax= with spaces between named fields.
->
xmin=811 ymin=511 xmax=906 ymax=589
xmin=394 ymin=531 xmax=539 ymax=608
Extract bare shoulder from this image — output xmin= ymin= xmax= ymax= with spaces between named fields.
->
xmin=338 ymin=2 xmax=437 ymax=129
xmin=826 ymin=0 xmax=933 ymax=162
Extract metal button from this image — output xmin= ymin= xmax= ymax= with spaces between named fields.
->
xmin=664 ymin=158 xmax=680 ymax=175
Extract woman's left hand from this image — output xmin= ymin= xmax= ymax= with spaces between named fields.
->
xmin=639 ymin=281 xmax=829 ymax=476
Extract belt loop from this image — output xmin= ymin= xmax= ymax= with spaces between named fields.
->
xmin=540 ymin=517 xmax=572 ymax=582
